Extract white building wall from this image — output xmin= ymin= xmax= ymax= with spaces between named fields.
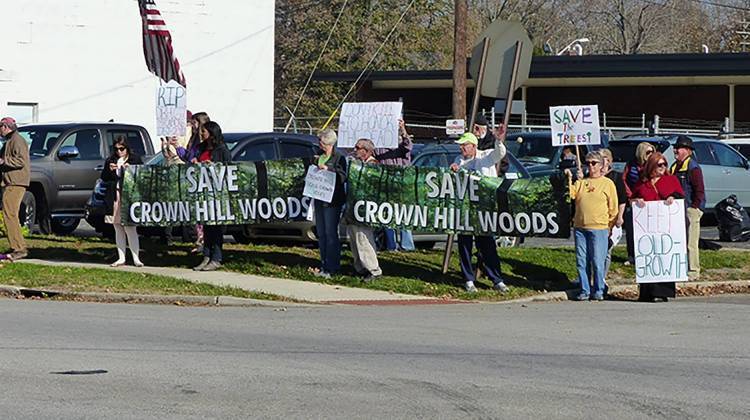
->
xmin=0 ymin=0 xmax=275 ymax=145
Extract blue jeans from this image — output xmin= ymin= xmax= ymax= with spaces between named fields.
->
xmin=457 ymin=235 xmax=502 ymax=284
xmin=574 ymin=228 xmax=608 ymax=297
xmin=385 ymin=228 xmax=415 ymax=251
xmin=314 ymin=202 xmax=342 ymax=274
xmin=203 ymin=225 xmax=224 ymax=262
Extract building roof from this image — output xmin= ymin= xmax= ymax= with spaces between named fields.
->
xmin=314 ymin=53 xmax=750 ymax=88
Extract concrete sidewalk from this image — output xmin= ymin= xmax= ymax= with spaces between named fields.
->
xmin=19 ymin=259 xmax=438 ymax=304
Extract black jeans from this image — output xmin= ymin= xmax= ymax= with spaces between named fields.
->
xmin=203 ymin=225 xmax=225 ymax=262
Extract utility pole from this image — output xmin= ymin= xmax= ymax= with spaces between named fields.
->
xmin=452 ymin=0 xmax=467 ymax=120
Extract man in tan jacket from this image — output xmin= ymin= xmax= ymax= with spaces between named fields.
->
xmin=0 ymin=117 xmax=30 ymax=260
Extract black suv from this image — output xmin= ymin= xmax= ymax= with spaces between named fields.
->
xmin=13 ymin=123 xmax=154 ymax=235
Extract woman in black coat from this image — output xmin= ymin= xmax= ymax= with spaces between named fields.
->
xmin=192 ymin=121 xmax=230 ymax=271
xmin=101 ymin=136 xmax=143 ymax=267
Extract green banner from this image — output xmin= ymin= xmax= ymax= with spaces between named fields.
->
xmin=120 ymin=159 xmax=570 ymax=237
xmin=345 ymin=160 xmax=570 ymax=237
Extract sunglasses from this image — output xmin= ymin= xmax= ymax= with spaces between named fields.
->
xmin=585 ymin=161 xmax=600 ymax=166
xmin=354 ymin=146 xmax=364 ymax=150
xmin=657 ymin=162 xmax=668 ymax=168
xmin=646 ymin=149 xmax=654 ymax=155
xmin=115 ymin=146 xmax=126 ymax=151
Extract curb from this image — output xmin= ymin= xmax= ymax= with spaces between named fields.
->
xmin=0 ymin=285 xmax=314 ymax=308
xmin=523 ymin=280 xmax=750 ymax=302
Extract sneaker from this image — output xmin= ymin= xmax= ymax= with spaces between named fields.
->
xmin=592 ymin=294 xmax=604 ymax=301
xmin=493 ymin=282 xmax=509 ymax=293
xmin=314 ymin=270 xmax=331 ymax=279
xmin=193 ymin=257 xmax=210 ymax=271
xmin=200 ymin=260 xmax=221 ymax=271
xmin=574 ymin=293 xmax=590 ymax=301
xmin=464 ymin=281 xmax=478 ymax=293
xmin=9 ymin=251 xmax=27 ymax=261
xmin=363 ymin=273 xmax=381 ymax=283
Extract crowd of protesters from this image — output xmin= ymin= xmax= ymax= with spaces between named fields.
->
xmin=0 ymin=111 xmax=705 ymax=300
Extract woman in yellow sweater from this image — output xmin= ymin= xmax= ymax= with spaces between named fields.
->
xmin=565 ymin=151 xmax=619 ymax=301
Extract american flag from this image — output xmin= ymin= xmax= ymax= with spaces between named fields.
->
xmin=138 ymin=0 xmax=186 ymax=87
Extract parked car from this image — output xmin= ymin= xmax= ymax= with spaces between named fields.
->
xmin=721 ymin=137 xmax=750 ymax=160
xmin=504 ymin=131 xmax=610 ymax=177
xmin=609 ymin=135 xmax=750 ymax=212
xmin=12 ymin=122 xmax=154 ymax=235
xmin=84 ymin=132 xmax=320 ymax=243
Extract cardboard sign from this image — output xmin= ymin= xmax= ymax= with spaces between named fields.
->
xmin=446 ymin=119 xmax=465 ymax=136
xmin=633 ymin=200 xmax=689 ymax=284
xmin=549 ymin=105 xmax=601 ymax=146
xmin=338 ymin=102 xmax=402 ymax=148
xmin=303 ymin=165 xmax=337 ymax=203
xmin=156 ymin=80 xmax=187 ymax=137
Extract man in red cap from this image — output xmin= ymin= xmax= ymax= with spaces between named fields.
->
xmin=0 ymin=117 xmax=30 ymax=260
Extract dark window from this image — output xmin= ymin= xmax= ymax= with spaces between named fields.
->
xmin=414 ymin=152 xmax=450 ymax=168
xmin=279 ymin=141 xmax=316 ymax=159
xmin=59 ymin=129 xmax=102 ymax=160
xmin=235 ymin=142 xmax=277 ymax=162
xmin=692 ymin=142 xmax=718 ymax=166
xmin=108 ymin=130 xmax=147 ymax=157
xmin=733 ymin=144 xmax=750 ymax=160
xmin=712 ymin=143 xmax=746 ymax=168
xmin=18 ymin=128 xmax=62 ymax=157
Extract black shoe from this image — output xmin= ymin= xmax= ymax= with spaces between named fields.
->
xmin=363 ymin=273 xmax=381 ymax=283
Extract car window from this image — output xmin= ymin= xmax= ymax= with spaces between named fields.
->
xmin=234 ymin=142 xmax=277 ymax=162
xmin=108 ymin=130 xmax=147 ymax=157
xmin=279 ymin=140 xmax=316 ymax=159
xmin=732 ymin=144 xmax=750 ymax=160
xmin=711 ymin=143 xmax=746 ymax=168
xmin=414 ymin=152 xmax=450 ymax=168
xmin=692 ymin=142 xmax=718 ymax=166
xmin=58 ymin=129 xmax=102 ymax=160
xmin=505 ymin=136 xmax=555 ymax=164
xmin=18 ymin=128 xmax=62 ymax=157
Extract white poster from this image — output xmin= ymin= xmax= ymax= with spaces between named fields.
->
xmin=549 ymin=105 xmax=601 ymax=146
xmin=633 ymin=200 xmax=689 ymax=284
xmin=156 ymin=80 xmax=187 ymax=137
xmin=446 ymin=119 xmax=465 ymax=136
xmin=303 ymin=165 xmax=337 ymax=203
xmin=338 ymin=102 xmax=402 ymax=148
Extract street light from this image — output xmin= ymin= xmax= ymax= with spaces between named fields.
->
xmin=557 ymin=38 xmax=590 ymax=55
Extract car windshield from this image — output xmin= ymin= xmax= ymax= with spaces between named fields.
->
xmin=17 ymin=127 xmax=62 ymax=157
xmin=609 ymin=140 xmax=670 ymax=163
xmin=504 ymin=135 xmax=555 ymax=164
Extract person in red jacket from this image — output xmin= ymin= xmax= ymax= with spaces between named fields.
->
xmin=631 ymin=152 xmax=685 ymax=302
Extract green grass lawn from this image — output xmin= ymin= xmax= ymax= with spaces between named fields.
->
xmin=2 ymin=234 xmax=749 ymax=301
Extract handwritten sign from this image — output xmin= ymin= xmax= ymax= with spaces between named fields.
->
xmin=303 ymin=165 xmax=337 ymax=203
xmin=338 ymin=102 xmax=402 ymax=148
xmin=446 ymin=119 xmax=465 ymax=136
xmin=633 ymin=200 xmax=688 ymax=284
xmin=549 ymin=105 xmax=601 ymax=146
xmin=156 ymin=80 xmax=187 ymax=137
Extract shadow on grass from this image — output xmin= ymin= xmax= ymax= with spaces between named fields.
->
xmin=501 ymin=249 xmax=576 ymax=292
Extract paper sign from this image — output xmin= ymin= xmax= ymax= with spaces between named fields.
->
xmin=303 ymin=165 xmax=337 ymax=203
xmin=549 ymin=105 xmax=601 ymax=146
xmin=633 ymin=200 xmax=689 ymax=284
xmin=446 ymin=119 xmax=465 ymax=136
xmin=156 ymin=80 xmax=187 ymax=137
xmin=338 ymin=102 xmax=402 ymax=148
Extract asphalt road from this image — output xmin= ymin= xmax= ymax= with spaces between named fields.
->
xmin=1 ymin=296 xmax=748 ymax=419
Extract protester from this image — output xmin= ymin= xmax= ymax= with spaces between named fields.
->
xmin=161 ymin=136 xmax=186 ymax=165
xmin=0 ymin=117 xmax=30 ymax=261
xmin=473 ymin=114 xmax=510 ymax=177
xmin=622 ymin=142 xmax=656 ymax=265
xmin=348 ymin=139 xmax=383 ymax=281
xmin=599 ymin=148 xmax=627 ymax=284
xmin=192 ymin=121 xmax=231 ymax=272
xmin=311 ymin=129 xmax=347 ymax=279
xmin=631 ymin=152 xmax=685 ymax=302
xmin=101 ymin=136 xmax=144 ymax=267
xmin=669 ymin=136 xmax=705 ymax=279
xmin=450 ymin=132 xmax=509 ymax=293
xmin=565 ymin=151 xmax=618 ymax=301
xmin=186 ymin=111 xmax=210 ymax=253
xmin=375 ymin=119 xmax=414 ymax=251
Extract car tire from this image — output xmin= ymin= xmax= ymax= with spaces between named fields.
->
xmin=232 ymin=227 xmax=253 ymax=244
xmin=19 ymin=191 xmax=37 ymax=232
xmin=51 ymin=217 xmax=80 ymax=236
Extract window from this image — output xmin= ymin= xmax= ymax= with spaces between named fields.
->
xmin=279 ymin=141 xmax=316 ymax=159
xmin=732 ymin=144 xmax=750 ymax=160
xmin=6 ymin=102 xmax=38 ymax=124
xmin=691 ymin=142 xmax=717 ymax=166
xmin=235 ymin=142 xmax=277 ymax=162
xmin=108 ymin=130 xmax=147 ymax=157
xmin=58 ymin=129 xmax=102 ymax=160
xmin=712 ymin=143 xmax=747 ymax=168
xmin=414 ymin=152 xmax=450 ymax=168
xmin=18 ymin=128 xmax=61 ymax=157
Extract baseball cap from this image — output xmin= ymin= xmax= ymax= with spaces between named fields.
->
xmin=474 ymin=115 xmax=488 ymax=126
xmin=1 ymin=117 xmax=16 ymax=126
xmin=455 ymin=132 xmax=478 ymax=145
